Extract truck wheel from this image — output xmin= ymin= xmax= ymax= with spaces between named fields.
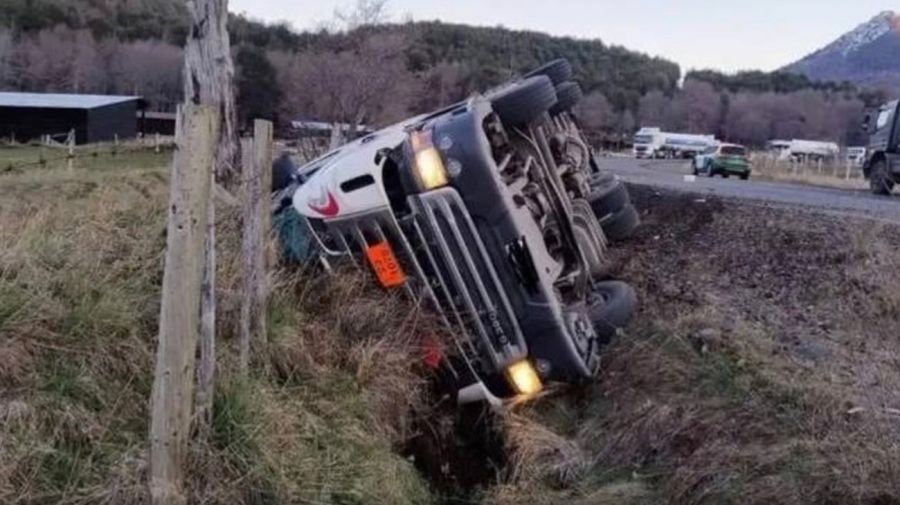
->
xmin=490 ymin=75 xmax=557 ymax=127
xmin=589 ymin=281 xmax=638 ymax=343
xmin=601 ymin=203 xmax=640 ymax=242
xmin=550 ymin=82 xmax=584 ymax=116
xmin=524 ymin=58 xmax=573 ymax=85
xmin=588 ymin=179 xmax=630 ymax=219
xmin=870 ymin=159 xmax=895 ymax=195
xmin=740 ymin=173 xmax=750 ymax=181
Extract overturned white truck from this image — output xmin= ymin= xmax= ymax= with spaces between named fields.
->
xmin=273 ymin=60 xmax=641 ymax=406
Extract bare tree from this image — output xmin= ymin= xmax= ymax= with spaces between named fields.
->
xmin=412 ymin=61 xmax=468 ymax=114
xmin=576 ymin=92 xmax=615 ymax=134
xmin=638 ymin=90 xmax=669 ymax=128
xmin=334 ymin=0 xmax=391 ymax=30
xmin=278 ymin=32 xmax=414 ymax=141
xmin=8 ymin=28 xmax=106 ymax=93
xmin=110 ymin=40 xmax=184 ymax=110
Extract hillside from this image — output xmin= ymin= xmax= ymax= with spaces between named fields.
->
xmin=786 ymin=11 xmax=900 ymax=93
xmin=0 ymin=0 xmax=682 ymax=117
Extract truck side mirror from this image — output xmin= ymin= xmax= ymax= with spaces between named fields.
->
xmin=861 ymin=114 xmax=871 ymax=132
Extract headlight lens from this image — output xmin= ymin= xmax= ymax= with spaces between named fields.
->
xmin=409 ymin=130 xmax=449 ymax=191
xmin=506 ymin=360 xmax=543 ymax=396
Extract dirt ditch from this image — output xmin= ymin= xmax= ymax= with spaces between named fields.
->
xmin=458 ymin=184 xmax=900 ymax=504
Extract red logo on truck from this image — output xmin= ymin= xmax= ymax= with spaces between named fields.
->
xmin=308 ymin=191 xmax=340 ymax=217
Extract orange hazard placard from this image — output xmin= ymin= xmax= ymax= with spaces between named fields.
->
xmin=365 ymin=241 xmax=407 ymax=288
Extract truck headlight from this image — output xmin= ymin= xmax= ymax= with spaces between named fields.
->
xmin=506 ymin=360 xmax=543 ymax=396
xmin=409 ymin=130 xmax=449 ymax=191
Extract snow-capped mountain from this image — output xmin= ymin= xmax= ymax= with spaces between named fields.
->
xmin=785 ymin=11 xmax=900 ymax=92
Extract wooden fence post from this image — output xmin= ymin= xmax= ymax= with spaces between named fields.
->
xmin=149 ymin=104 xmax=219 ymax=505
xmin=67 ymin=129 xmax=75 ymax=171
xmin=238 ymin=120 xmax=273 ymax=375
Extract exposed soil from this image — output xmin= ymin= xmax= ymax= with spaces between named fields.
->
xmin=613 ymin=184 xmax=900 ymax=410
xmin=489 ymin=184 xmax=900 ymax=505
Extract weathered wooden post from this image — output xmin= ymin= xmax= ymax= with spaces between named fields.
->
xmin=149 ymin=104 xmax=219 ymax=505
xmin=67 ymin=129 xmax=75 ymax=171
xmin=239 ymin=120 xmax=273 ymax=374
xmin=183 ymin=0 xmax=240 ymax=440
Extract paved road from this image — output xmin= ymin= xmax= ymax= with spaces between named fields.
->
xmin=601 ymin=158 xmax=900 ymax=224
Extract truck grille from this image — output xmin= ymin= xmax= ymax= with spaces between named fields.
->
xmin=309 ymin=188 xmax=527 ymax=376
xmin=407 ymin=188 xmax=527 ymax=371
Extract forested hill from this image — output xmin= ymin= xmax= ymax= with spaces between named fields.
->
xmin=0 ymin=0 xmax=682 ymax=111
xmin=357 ymin=22 xmax=681 ymax=112
xmin=0 ymin=0 xmax=189 ymax=43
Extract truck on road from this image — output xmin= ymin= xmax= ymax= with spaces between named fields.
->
xmin=863 ymin=99 xmax=900 ymax=195
xmin=766 ymin=139 xmax=840 ymax=162
xmin=633 ymin=127 xmax=717 ymax=159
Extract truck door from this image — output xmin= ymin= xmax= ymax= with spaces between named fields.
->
xmin=869 ymin=101 xmax=898 ymax=155
xmin=891 ymin=100 xmax=900 ymax=154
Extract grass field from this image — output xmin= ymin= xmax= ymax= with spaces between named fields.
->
xmin=0 ymin=155 xmax=434 ymax=504
xmin=750 ymin=154 xmax=869 ymax=190
xmin=0 ymin=143 xmax=173 ymax=173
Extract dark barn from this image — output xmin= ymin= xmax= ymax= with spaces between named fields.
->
xmin=0 ymin=93 xmax=145 ymax=145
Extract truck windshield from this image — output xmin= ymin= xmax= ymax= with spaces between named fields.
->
xmin=722 ymin=146 xmax=746 ymax=156
xmin=634 ymin=135 xmax=652 ymax=144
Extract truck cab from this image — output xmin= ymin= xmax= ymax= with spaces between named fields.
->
xmin=863 ymin=99 xmax=900 ymax=195
xmin=633 ymin=127 xmax=662 ymax=159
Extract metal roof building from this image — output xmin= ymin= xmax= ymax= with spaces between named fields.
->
xmin=0 ymin=92 xmax=146 ymax=145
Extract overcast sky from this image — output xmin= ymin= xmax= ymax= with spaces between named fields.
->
xmin=230 ymin=0 xmax=897 ymax=73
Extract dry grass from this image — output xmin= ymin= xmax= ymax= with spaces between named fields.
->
xmin=750 ymin=154 xmax=869 ymax=191
xmin=0 ymin=161 xmax=436 ymax=504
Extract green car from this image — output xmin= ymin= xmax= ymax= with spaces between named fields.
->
xmin=693 ymin=144 xmax=751 ymax=180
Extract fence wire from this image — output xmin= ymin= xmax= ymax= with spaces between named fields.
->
xmin=0 ymin=137 xmax=176 ymax=174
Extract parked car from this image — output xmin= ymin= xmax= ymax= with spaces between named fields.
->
xmin=862 ymin=99 xmax=899 ymax=195
xmin=694 ymin=143 xmax=751 ymax=179
xmin=272 ymin=60 xmax=639 ymax=406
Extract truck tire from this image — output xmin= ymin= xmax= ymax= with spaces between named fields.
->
xmin=589 ymin=281 xmax=638 ymax=343
xmin=524 ymin=59 xmax=573 ymax=85
xmin=588 ymin=179 xmax=630 ymax=219
xmin=601 ymin=203 xmax=640 ymax=242
xmin=869 ymin=159 xmax=895 ymax=195
xmin=490 ymin=76 xmax=558 ymax=127
xmin=550 ymin=82 xmax=583 ymax=116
